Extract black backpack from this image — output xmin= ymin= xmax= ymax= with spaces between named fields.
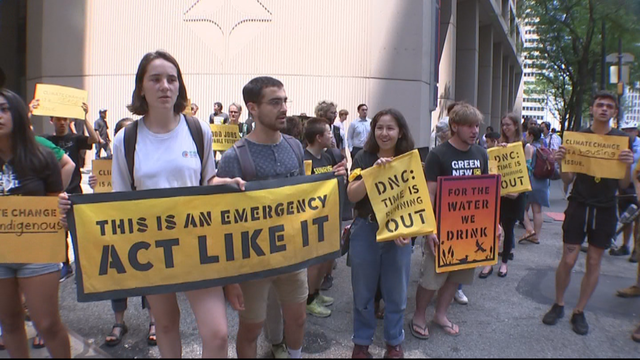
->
xmin=233 ymin=134 xmax=304 ymax=181
xmin=124 ymin=116 xmax=205 ymax=190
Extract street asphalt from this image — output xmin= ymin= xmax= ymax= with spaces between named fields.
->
xmin=2 ymin=178 xmax=639 ymax=358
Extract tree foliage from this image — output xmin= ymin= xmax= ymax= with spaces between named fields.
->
xmin=522 ymin=0 xmax=640 ymax=131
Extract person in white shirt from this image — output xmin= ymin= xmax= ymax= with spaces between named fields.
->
xmin=347 ymin=104 xmax=371 ymax=160
xmin=60 ymin=51 xmax=244 ymax=358
xmin=541 ymin=121 xmax=561 ymax=151
xmin=336 ymin=109 xmax=348 ymax=146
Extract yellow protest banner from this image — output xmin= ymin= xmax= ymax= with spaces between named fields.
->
xmin=436 ymin=175 xmax=500 ymax=273
xmin=92 ymin=159 xmax=112 ymax=193
xmin=562 ymin=131 xmax=629 ymax=179
xmin=31 ymin=84 xmax=88 ymax=120
xmin=487 ymin=142 xmax=531 ymax=195
xmin=210 ymin=124 xmax=240 ymax=151
xmin=0 ymin=197 xmax=66 ymax=263
xmin=67 ymin=174 xmax=343 ymax=302
xmin=360 ymin=150 xmax=437 ymax=242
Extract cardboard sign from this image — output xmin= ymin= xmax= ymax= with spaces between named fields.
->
xmin=67 ymin=174 xmax=343 ymax=302
xmin=92 ymin=159 xmax=112 ymax=193
xmin=435 ymin=175 xmax=500 ymax=273
xmin=31 ymin=84 xmax=88 ymax=120
xmin=562 ymin=131 xmax=629 ymax=179
xmin=210 ymin=124 xmax=240 ymax=151
xmin=361 ymin=150 xmax=437 ymax=242
xmin=0 ymin=197 xmax=66 ymax=263
xmin=487 ymin=143 xmax=532 ymax=195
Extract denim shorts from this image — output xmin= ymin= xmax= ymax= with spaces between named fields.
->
xmin=0 ymin=263 xmax=61 ymax=279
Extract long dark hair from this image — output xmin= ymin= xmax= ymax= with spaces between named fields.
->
xmin=127 ymin=51 xmax=189 ymax=116
xmin=0 ymin=89 xmax=49 ymax=176
xmin=363 ymin=108 xmax=415 ymax=156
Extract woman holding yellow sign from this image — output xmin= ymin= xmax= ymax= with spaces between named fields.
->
xmin=347 ymin=108 xmax=414 ymax=359
xmin=0 ymin=89 xmax=71 ymax=357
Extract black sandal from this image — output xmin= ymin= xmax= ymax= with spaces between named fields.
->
xmin=32 ymin=333 xmax=45 ymax=349
xmin=147 ymin=322 xmax=157 ymax=346
xmin=105 ymin=323 xmax=128 ymax=347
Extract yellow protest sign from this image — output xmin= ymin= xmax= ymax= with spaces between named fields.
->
xmin=487 ymin=142 xmax=532 ymax=195
xmin=67 ymin=174 xmax=342 ymax=302
xmin=210 ymin=124 xmax=240 ymax=151
xmin=0 ymin=197 xmax=66 ymax=263
xmin=562 ymin=131 xmax=629 ymax=179
xmin=436 ymin=175 xmax=500 ymax=273
xmin=31 ymin=84 xmax=88 ymax=120
xmin=360 ymin=150 xmax=437 ymax=242
xmin=92 ymin=159 xmax=112 ymax=193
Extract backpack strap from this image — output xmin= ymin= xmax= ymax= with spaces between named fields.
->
xmin=233 ymin=138 xmax=257 ymax=181
xmin=184 ymin=116 xmax=205 ymax=185
xmin=123 ymin=120 xmax=140 ymax=191
xmin=282 ymin=134 xmax=304 ymax=174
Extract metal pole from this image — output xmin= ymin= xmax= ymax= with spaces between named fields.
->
xmin=601 ymin=20 xmax=606 ymax=90
xmin=618 ymin=38 xmax=624 ymax=125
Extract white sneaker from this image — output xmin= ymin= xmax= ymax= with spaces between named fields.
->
xmin=454 ymin=289 xmax=468 ymax=305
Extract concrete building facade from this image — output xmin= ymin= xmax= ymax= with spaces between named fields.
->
xmin=1 ymin=0 xmax=522 ymax=156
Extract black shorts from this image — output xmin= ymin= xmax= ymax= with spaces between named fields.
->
xmin=617 ymin=185 xmax=638 ymax=215
xmin=562 ymin=201 xmax=617 ymax=250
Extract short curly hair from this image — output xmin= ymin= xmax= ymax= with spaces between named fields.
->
xmin=314 ymin=100 xmax=337 ymax=120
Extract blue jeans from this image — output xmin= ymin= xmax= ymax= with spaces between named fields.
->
xmin=349 ymin=217 xmax=412 ymax=346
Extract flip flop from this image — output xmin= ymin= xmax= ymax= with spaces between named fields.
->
xmin=409 ymin=319 xmax=430 ymax=340
xmin=435 ymin=321 xmax=460 ymax=336
xmin=31 ymin=334 xmax=45 ymax=349
xmin=147 ymin=322 xmax=157 ymax=347
xmin=479 ymin=267 xmax=493 ymax=279
xmin=518 ymin=231 xmax=537 ymax=244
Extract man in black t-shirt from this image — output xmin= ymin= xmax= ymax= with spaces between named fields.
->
xmin=46 ymin=105 xmax=100 ymax=194
xmin=302 ymin=118 xmax=346 ymax=319
xmin=542 ymin=91 xmax=634 ymax=336
xmin=410 ymin=102 xmax=488 ymax=339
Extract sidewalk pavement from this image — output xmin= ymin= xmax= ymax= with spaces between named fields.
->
xmin=3 ymin=179 xmax=639 ymax=358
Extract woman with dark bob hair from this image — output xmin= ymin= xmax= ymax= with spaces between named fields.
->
xmin=347 ymin=108 xmax=414 ymax=359
xmin=60 ymin=51 xmax=243 ymax=358
xmin=0 ymin=88 xmax=71 ymax=358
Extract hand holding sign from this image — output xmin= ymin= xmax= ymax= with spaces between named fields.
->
xmin=31 ymin=84 xmax=88 ymax=120
xmin=562 ymin=131 xmax=629 ymax=179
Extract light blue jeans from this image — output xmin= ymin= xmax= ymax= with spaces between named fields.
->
xmin=349 ymin=217 xmax=412 ymax=346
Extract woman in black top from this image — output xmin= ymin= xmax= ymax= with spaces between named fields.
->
xmin=0 ymin=89 xmax=70 ymax=357
xmin=347 ymin=109 xmax=414 ymax=359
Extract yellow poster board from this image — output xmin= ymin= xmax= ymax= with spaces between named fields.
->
xmin=92 ymin=159 xmax=112 ymax=193
xmin=435 ymin=175 xmax=500 ymax=273
xmin=210 ymin=124 xmax=240 ymax=151
xmin=562 ymin=131 xmax=629 ymax=179
xmin=0 ymin=197 xmax=66 ymax=263
xmin=31 ymin=84 xmax=88 ymax=120
xmin=67 ymin=174 xmax=342 ymax=302
xmin=360 ymin=150 xmax=437 ymax=242
xmin=487 ymin=142 xmax=532 ymax=195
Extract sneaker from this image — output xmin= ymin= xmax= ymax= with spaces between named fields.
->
xmin=609 ymin=246 xmax=630 ymax=256
xmin=616 ymin=285 xmax=640 ymax=298
xmin=384 ymin=344 xmax=404 ymax=359
xmin=59 ymin=263 xmax=74 ymax=282
xmin=352 ymin=345 xmax=373 ymax=359
xmin=454 ymin=290 xmax=468 ymax=305
xmin=317 ymin=293 xmax=334 ymax=307
xmin=542 ymin=303 xmax=564 ymax=325
xmin=571 ymin=311 xmax=589 ymax=335
xmin=630 ymin=249 xmax=638 ymax=263
xmin=306 ymin=298 xmax=331 ymax=318
xmin=320 ymin=274 xmax=334 ymax=291
xmin=271 ymin=342 xmax=288 ymax=359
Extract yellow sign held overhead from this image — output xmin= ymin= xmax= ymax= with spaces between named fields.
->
xmin=360 ymin=150 xmax=437 ymax=242
xmin=562 ymin=131 xmax=629 ymax=179
xmin=487 ymin=142 xmax=531 ymax=195
xmin=31 ymin=84 xmax=88 ymax=120
xmin=0 ymin=197 xmax=66 ymax=263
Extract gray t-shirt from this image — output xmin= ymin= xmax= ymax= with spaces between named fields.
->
xmin=217 ymin=136 xmax=305 ymax=181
